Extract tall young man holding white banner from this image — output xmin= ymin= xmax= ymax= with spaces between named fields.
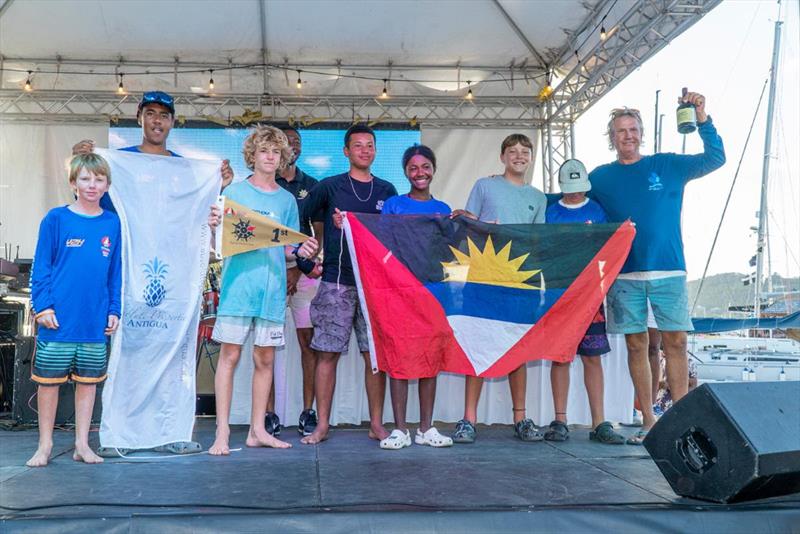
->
xmin=75 ymin=91 xmax=233 ymax=455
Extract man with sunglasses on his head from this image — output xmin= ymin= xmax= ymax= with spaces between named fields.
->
xmin=587 ymin=90 xmax=725 ymax=445
xmin=71 ymin=91 xmax=233 ymax=456
xmin=72 ymin=91 xmax=234 ymax=208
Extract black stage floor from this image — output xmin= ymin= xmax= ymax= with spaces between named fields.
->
xmin=1 ymin=419 xmax=798 ymax=533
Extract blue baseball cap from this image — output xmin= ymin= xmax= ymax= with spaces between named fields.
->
xmin=138 ymin=91 xmax=175 ymax=115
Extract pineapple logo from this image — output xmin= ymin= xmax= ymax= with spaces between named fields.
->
xmin=142 ymin=257 xmax=169 ymax=307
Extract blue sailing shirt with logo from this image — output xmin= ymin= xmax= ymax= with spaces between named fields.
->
xmin=588 ymin=118 xmax=725 ymax=273
xmin=545 ymin=197 xmax=607 ymax=225
xmin=99 ymin=145 xmax=181 ymax=212
xmin=30 ymin=206 xmax=122 ymax=342
xmin=301 ymin=173 xmax=398 ymax=286
xmin=217 ymin=179 xmax=299 ymax=323
xmin=382 ymin=194 xmax=451 ymax=215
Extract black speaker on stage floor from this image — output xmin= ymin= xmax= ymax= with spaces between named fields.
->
xmin=644 ymin=381 xmax=800 ymax=503
xmin=12 ymin=336 xmax=103 ymax=424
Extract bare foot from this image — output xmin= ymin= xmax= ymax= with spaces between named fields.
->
xmin=246 ymin=428 xmax=292 ymax=449
xmin=73 ymin=444 xmax=104 ymax=464
xmin=368 ymin=423 xmax=390 ymax=441
xmin=301 ymin=425 xmax=329 ymax=445
xmin=26 ymin=444 xmax=52 ymax=467
xmin=209 ymin=429 xmax=231 ymax=456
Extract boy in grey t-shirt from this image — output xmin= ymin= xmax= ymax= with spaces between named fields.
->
xmin=465 ymin=173 xmax=546 ymax=224
xmin=452 ymin=133 xmax=547 ymax=444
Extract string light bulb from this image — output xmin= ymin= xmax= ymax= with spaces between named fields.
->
xmin=600 ymin=25 xmax=607 ymax=41
xmin=538 ymin=71 xmax=554 ymax=101
xmin=381 ymin=79 xmax=388 ymax=98
xmin=208 ymin=70 xmax=215 ymax=91
xmin=466 ymin=81 xmax=474 ymax=100
xmin=24 ymin=71 xmax=32 ymax=92
xmin=296 ymin=70 xmax=303 ymax=90
xmin=117 ymin=73 xmax=125 ymax=94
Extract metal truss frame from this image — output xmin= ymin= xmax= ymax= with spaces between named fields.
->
xmin=540 ymin=0 xmax=722 ymax=189
xmin=0 ymin=0 xmax=721 ymax=187
xmin=0 ymin=90 xmax=547 ymax=128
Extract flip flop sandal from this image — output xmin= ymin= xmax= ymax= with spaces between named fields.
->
xmin=379 ymin=429 xmax=412 ymax=450
xmin=589 ymin=421 xmax=625 ymax=445
xmin=96 ymin=446 xmax=131 ymax=458
xmin=154 ymin=441 xmax=203 ymax=454
xmin=415 ymin=427 xmax=453 ymax=447
xmin=544 ymin=420 xmax=569 ymax=442
xmin=626 ymin=430 xmax=649 ymax=446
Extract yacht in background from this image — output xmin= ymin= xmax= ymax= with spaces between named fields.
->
xmin=689 ymin=333 xmax=800 ymax=382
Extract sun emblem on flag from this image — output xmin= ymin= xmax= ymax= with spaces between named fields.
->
xmin=232 ymin=218 xmax=256 ymax=241
xmin=441 ymin=235 xmax=542 ymax=290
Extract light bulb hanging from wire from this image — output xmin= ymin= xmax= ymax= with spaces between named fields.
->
xmin=117 ymin=73 xmax=125 ymax=94
xmin=24 ymin=71 xmax=33 ymax=92
xmin=296 ymin=70 xmax=303 ymax=90
xmin=208 ymin=70 xmax=215 ymax=91
xmin=600 ymin=25 xmax=607 ymax=41
xmin=466 ymin=80 xmax=474 ymax=100
xmin=381 ymin=79 xmax=388 ymax=98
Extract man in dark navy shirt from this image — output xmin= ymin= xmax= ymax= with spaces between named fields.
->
xmin=300 ymin=124 xmax=397 ymax=445
xmin=269 ymin=126 xmax=325 ymax=437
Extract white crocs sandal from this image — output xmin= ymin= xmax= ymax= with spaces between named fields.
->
xmin=379 ymin=429 xmax=412 ymax=450
xmin=415 ymin=427 xmax=453 ymax=448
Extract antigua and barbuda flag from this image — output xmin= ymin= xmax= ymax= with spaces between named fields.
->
xmin=214 ymin=195 xmax=309 ymax=259
xmin=343 ymin=213 xmax=635 ymax=379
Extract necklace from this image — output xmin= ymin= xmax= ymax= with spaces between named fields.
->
xmin=348 ymin=174 xmax=374 ymax=202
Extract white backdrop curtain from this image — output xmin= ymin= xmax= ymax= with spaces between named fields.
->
xmin=0 ymin=122 xmax=108 ymax=258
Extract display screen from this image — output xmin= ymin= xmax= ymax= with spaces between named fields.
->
xmin=109 ymin=126 xmax=420 ymax=193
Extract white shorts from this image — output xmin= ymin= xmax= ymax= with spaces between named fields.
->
xmin=211 ymin=315 xmax=285 ymax=347
xmin=287 ymin=274 xmax=319 ymax=329
xmin=646 ymin=301 xmax=658 ymax=329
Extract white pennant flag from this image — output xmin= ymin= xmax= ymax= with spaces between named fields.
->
xmin=97 ymin=148 xmax=221 ymax=449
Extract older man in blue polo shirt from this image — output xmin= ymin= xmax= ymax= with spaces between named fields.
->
xmin=588 ymin=90 xmax=725 ymax=444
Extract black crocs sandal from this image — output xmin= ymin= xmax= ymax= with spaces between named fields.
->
xmin=589 ymin=421 xmax=625 ymax=445
xmin=544 ymin=420 xmax=569 ymax=441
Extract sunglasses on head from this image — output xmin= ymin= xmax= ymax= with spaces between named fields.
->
xmin=610 ymin=107 xmax=641 ymax=118
xmin=141 ymin=91 xmax=174 ymax=107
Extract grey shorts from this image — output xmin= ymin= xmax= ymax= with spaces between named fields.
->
xmin=310 ymin=280 xmax=369 ymax=353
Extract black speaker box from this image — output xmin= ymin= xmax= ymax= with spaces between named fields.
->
xmin=644 ymin=381 xmax=800 ymax=503
xmin=12 ymin=336 xmax=103 ymax=425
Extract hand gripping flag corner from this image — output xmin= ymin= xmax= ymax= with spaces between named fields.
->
xmin=215 ymin=195 xmax=309 ymax=259
xmin=343 ymin=213 xmax=635 ymax=379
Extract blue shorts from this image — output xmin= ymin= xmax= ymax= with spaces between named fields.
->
xmin=606 ymin=276 xmax=693 ymax=334
xmin=32 ymin=341 xmax=108 ymax=385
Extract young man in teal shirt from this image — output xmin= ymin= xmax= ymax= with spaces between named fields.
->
xmin=209 ymin=125 xmax=317 ymax=455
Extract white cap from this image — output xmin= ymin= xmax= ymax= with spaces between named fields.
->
xmin=558 ymin=159 xmax=591 ymax=193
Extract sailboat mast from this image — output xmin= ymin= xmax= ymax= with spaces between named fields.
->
xmin=755 ymin=17 xmax=783 ymax=318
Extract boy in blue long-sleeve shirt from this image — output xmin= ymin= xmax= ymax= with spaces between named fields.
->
xmin=27 ymin=153 xmax=122 ymax=467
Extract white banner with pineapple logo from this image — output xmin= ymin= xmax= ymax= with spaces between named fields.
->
xmin=97 ymin=149 xmax=221 ymax=449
